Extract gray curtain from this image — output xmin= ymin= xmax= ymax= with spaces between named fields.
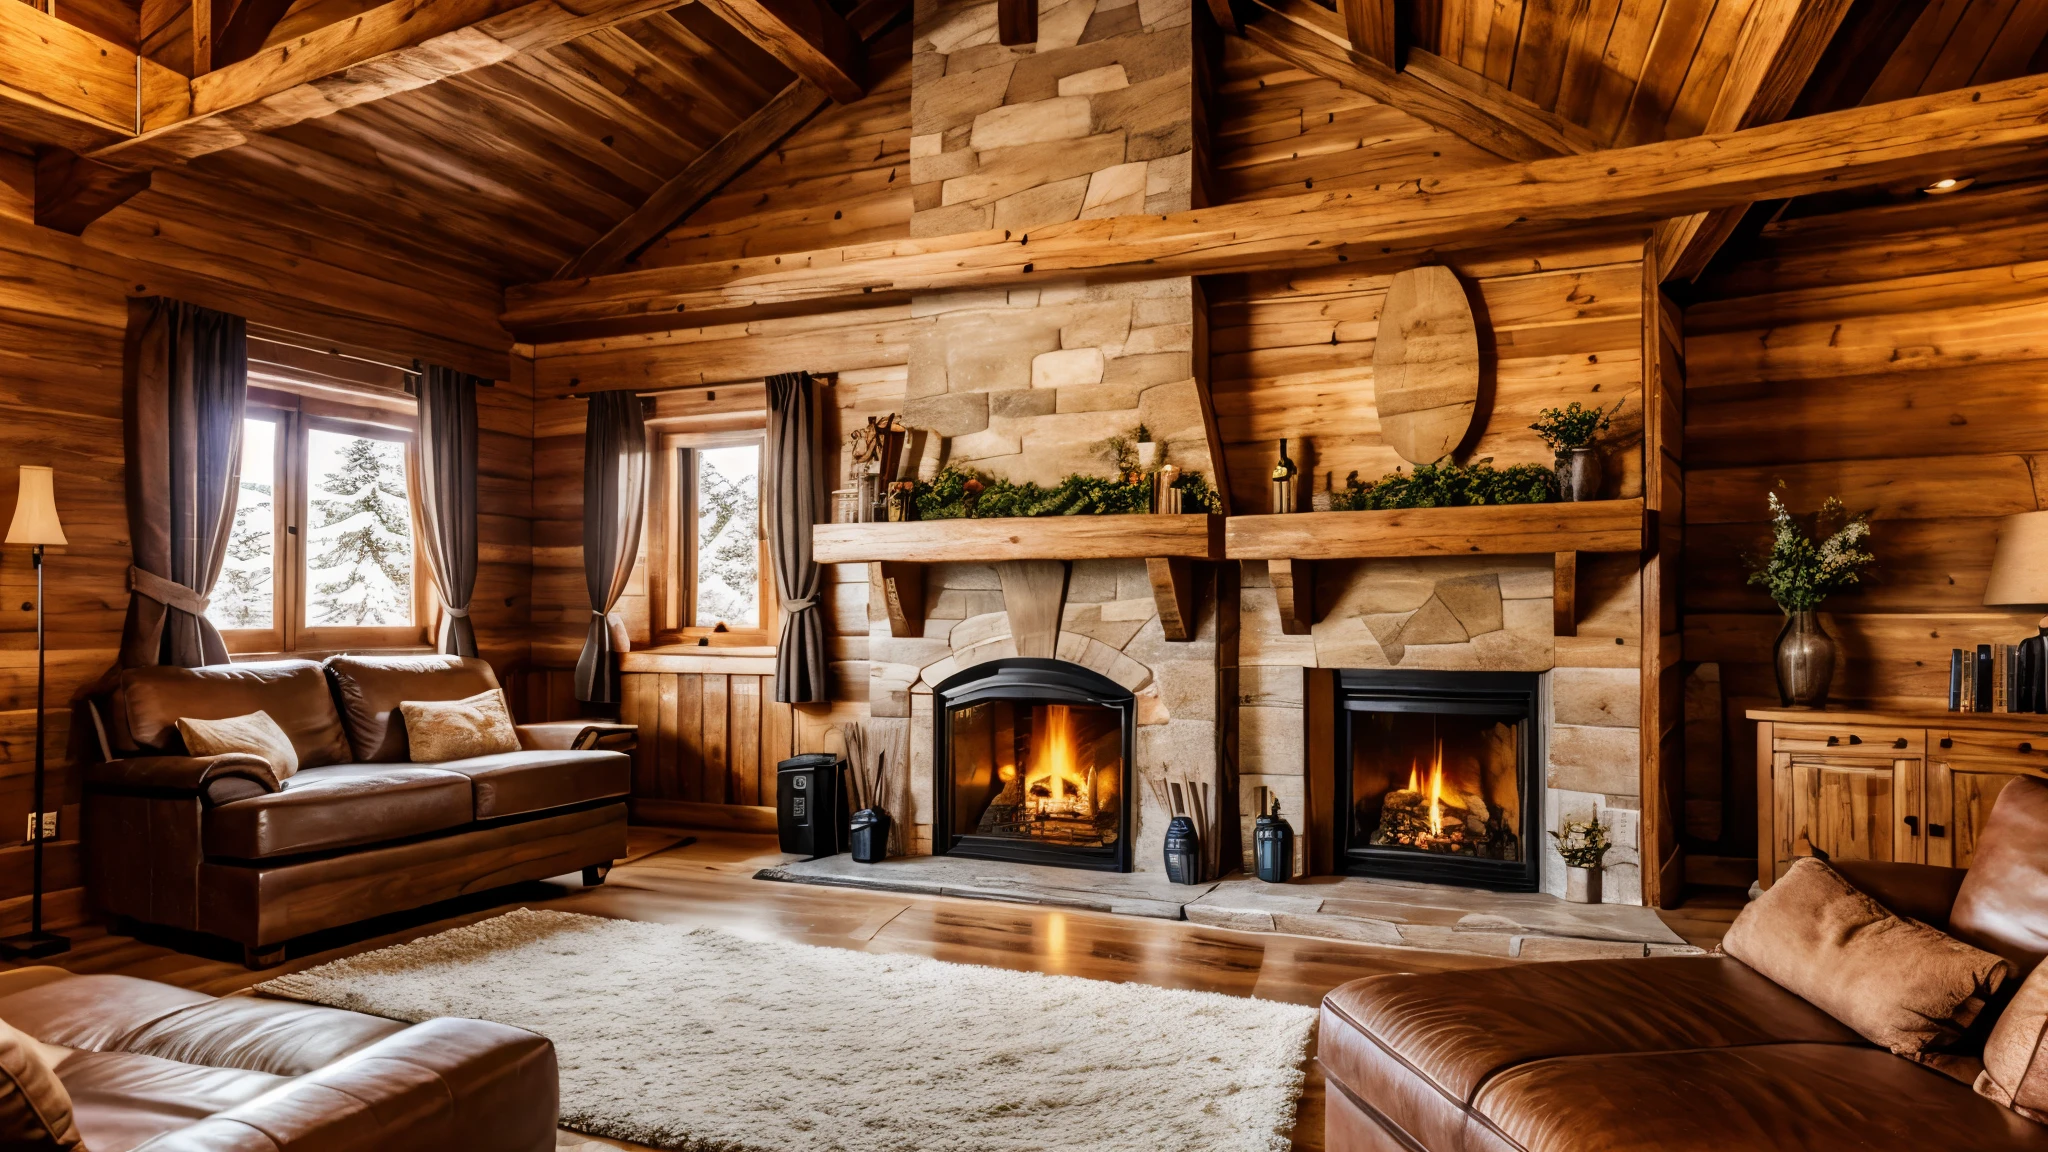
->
xmin=120 ymin=298 xmax=245 ymax=669
xmin=414 ymin=365 xmax=482 ymax=657
xmin=575 ymin=391 xmax=648 ymax=704
xmin=767 ymin=371 xmax=827 ymax=703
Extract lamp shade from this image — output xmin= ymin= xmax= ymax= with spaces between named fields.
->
xmin=6 ymin=466 xmax=65 ymax=547
xmin=1984 ymin=510 xmax=2048 ymax=606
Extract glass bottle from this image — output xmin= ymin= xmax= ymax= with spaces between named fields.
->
xmin=1270 ymin=439 xmax=1297 ymax=514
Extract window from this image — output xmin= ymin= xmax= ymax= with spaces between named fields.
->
xmin=209 ymin=397 xmax=426 ymax=653
xmin=652 ymin=431 xmax=774 ymax=646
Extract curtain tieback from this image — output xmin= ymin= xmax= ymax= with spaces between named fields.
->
xmin=782 ymin=597 xmax=817 ymax=612
xmin=129 ymin=565 xmax=209 ymax=615
xmin=442 ymin=605 xmax=471 ymax=618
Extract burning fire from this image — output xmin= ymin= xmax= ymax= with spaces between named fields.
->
xmin=1404 ymin=743 xmax=1448 ymax=838
xmin=1025 ymin=705 xmax=1096 ymax=818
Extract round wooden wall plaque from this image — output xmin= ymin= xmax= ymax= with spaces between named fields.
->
xmin=1374 ymin=265 xmax=1481 ymax=465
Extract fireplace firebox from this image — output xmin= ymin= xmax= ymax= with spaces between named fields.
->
xmin=933 ymin=658 xmax=1134 ymax=872
xmin=1334 ymin=669 xmax=1542 ymax=891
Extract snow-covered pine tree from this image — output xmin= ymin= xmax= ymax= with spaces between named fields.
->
xmin=696 ymin=454 xmax=759 ymax=625
xmin=308 ymin=435 xmax=412 ymax=625
xmin=211 ymin=479 xmax=273 ymax=628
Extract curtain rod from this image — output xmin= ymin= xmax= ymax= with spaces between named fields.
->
xmin=553 ymin=373 xmax=831 ymax=402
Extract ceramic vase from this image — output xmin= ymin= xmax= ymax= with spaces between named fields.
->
xmin=1774 ymin=609 xmax=1836 ymax=708
xmin=1565 ymin=865 xmax=1603 ymax=904
xmin=1556 ymin=448 xmax=1601 ymax=502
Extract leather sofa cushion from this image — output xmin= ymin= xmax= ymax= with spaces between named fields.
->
xmin=1321 ymin=956 xmax=1862 ymax=1105
xmin=325 ymin=655 xmax=501 ymax=763
xmin=1953 ymin=776 xmax=2048 ymax=978
xmin=0 ymin=1015 xmax=80 ymax=1151
xmin=58 ymin=1049 xmax=286 ymax=1152
xmin=1474 ymin=1043 xmax=2048 ymax=1151
xmin=1722 ymin=856 xmax=2010 ymax=1055
xmin=1980 ymin=959 xmax=2048 ymax=1122
xmin=204 ymin=764 xmax=473 ymax=860
xmin=427 ymin=750 xmax=630 ymax=820
xmin=115 ymin=660 xmax=352 ymax=770
xmin=0 ymin=971 xmax=404 ymax=1079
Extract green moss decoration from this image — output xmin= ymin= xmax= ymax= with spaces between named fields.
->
xmin=913 ymin=466 xmax=1223 ymax=520
xmin=1328 ymin=459 xmax=1557 ymax=510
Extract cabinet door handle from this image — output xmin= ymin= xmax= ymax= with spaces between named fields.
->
xmin=1940 ymin=737 xmax=1953 ymax=749
xmin=1827 ymin=735 xmax=1840 ymax=746
xmin=2023 ymin=742 xmax=2035 ymax=754
xmin=1905 ymin=815 xmax=1920 ymax=833
xmin=1849 ymin=734 xmax=1863 ymax=745
xmin=1893 ymin=738 xmax=1908 ymax=749
xmin=1929 ymin=823 xmax=1947 ymax=837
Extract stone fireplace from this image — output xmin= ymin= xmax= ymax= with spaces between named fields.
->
xmin=1333 ymin=670 xmax=1543 ymax=891
xmin=933 ymin=657 xmax=1136 ymax=870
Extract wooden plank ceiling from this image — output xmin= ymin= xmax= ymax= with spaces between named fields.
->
xmin=8 ymin=0 xmax=2048 ymax=306
xmin=178 ymin=4 xmax=796 ymax=285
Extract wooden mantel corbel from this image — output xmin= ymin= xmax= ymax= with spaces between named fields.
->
xmin=1269 ymin=558 xmax=1314 ymax=635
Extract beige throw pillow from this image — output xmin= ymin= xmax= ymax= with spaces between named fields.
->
xmin=0 ymin=1015 xmax=82 ymax=1151
xmin=177 ymin=709 xmax=300 ymax=781
xmin=1977 ymin=959 xmax=2048 ymax=1123
xmin=1722 ymin=856 xmax=2010 ymax=1056
xmin=401 ymin=689 xmax=520 ymax=763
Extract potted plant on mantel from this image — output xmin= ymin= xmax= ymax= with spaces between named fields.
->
xmin=1530 ymin=399 xmax=1625 ymax=502
xmin=1551 ymin=814 xmax=1612 ymax=904
xmin=1746 ymin=489 xmax=1875 ymax=709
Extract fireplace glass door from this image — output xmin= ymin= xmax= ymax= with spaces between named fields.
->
xmin=933 ymin=658 xmax=1134 ymax=871
xmin=1335 ymin=670 xmax=1541 ymax=890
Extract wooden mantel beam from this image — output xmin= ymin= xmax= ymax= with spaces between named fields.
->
xmin=503 ymin=69 xmax=2048 ymax=336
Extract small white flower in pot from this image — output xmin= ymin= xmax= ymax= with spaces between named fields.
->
xmin=1551 ymin=814 xmax=1613 ymax=904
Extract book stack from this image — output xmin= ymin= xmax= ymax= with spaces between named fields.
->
xmin=1951 ymin=639 xmax=2047 ymax=712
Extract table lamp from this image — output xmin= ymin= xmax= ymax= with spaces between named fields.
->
xmin=0 ymin=465 xmax=67 ymax=959
xmin=1985 ymin=510 xmax=2048 ymax=716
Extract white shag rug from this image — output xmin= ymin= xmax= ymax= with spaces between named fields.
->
xmin=258 ymin=909 xmax=1317 ymax=1152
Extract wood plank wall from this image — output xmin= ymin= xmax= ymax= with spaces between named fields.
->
xmin=1680 ymin=177 xmax=2048 ymax=856
xmin=0 ymin=145 xmax=521 ymax=933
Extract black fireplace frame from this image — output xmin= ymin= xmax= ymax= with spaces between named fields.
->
xmin=1333 ymin=669 xmax=1543 ymax=892
xmin=932 ymin=657 xmax=1136 ymax=873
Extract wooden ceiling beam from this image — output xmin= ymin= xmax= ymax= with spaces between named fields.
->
xmin=87 ymin=0 xmax=694 ymax=172
xmin=211 ymin=0 xmax=300 ymax=71
xmin=560 ymin=79 xmax=827 ymax=279
xmin=1655 ymin=0 xmax=1860 ymax=282
xmin=1242 ymin=0 xmax=1594 ymax=162
xmin=557 ymin=0 xmax=904 ymax=280
xmin=697 ymin=0 xmax=864 ymax=103
xmin=34 ymin=148 xmax=154 ymax=235
xmin=0 ymin=2 xmax=192 ymax=153
xmin=503 ymin=69 xmax=2048 ymax=335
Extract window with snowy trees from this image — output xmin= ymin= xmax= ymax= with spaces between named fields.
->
xmin=652 ymin=432 xmax=772 ymax=645
xmin=209 ymin=406 xmax=420 ymax=651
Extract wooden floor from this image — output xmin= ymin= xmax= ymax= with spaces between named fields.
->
xmin=11 ymin=828 xmax=1727 ymax=1152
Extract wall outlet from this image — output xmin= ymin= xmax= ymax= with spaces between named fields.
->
xmin=23 ymin=812 xmax=55 ymax=842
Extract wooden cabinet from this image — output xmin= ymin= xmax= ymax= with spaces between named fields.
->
xmin=1753 ymin=710 xmax=2048 ymax=887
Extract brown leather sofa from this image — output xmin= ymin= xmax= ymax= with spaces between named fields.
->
xmin=0 ymin=964 xmax=556 ymax=1151
xmin=83 ymin=655 xmax=630 ymax=967
xmin=1322 ymin=776 xmax=2048 ymax=1152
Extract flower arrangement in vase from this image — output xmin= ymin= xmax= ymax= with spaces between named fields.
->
xmin=1551 ymin=814 xmax=1612 ymax=904
xmin=1745 ymin=489 xmax=1875 ymax=709
xmin=1529 ymin=398 xmax=1624 ymax=501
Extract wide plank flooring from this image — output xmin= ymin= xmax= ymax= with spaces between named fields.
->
xmin=14 ymin=827 xmax=1532 ymax=1152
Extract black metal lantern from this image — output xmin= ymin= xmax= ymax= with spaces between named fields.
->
xmin=1254 ymin=796 xmax=1295 ymax=883
xmin=1163 ymin=815 xmax=1203 ymax=885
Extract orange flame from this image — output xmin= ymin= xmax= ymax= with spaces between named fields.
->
xmin=1426 ymin=741 xmax=1444 ymax=837
xmin=1025 ymin=705 xmax=1094 ymax=817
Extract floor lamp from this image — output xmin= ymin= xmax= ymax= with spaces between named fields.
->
xmin=0 ymin=465 xmax=67 ymax=959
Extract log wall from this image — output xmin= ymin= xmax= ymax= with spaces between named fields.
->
xmin=0 ymin=145 xmax=526 ymax=932
xmin=1679 ymin=179 xmax=2048 ymax=855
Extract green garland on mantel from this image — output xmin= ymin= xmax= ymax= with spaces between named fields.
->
xmin=913 ymin=466 xmax=1223 ymax=520
xmin=1329 ymin=459 xmax=1558 ymax=511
